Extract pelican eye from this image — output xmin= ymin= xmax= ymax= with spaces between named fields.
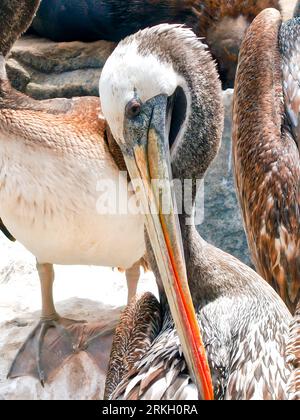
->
xmin=125 ymin=99 xmax=142 ymax=119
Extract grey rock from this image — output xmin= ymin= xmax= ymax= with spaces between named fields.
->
xmin=294 ymin=0 xmax=300 ymax=16
xmin=198 ymin=90 xmax=252 ymax=267
xmin=6 ymin=58 xmax=31 ymax=92
xmin=8 ymin=35 xmax=116 ymax=99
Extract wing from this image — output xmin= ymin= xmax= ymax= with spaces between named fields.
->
xmin=104 ymin=293 xmax=162 ymax=400
xmin=225 ymin=299 xmax=291 ymax=400
xmin=286 ymin=303 xmax=300 ymax=400
xmin=111 ymin=318 xmax=198 ymax=401
xmin=280 ymin=18 xmax=300 ymax=151
xmin=232 ymin=10 xmax=300 ymax=313
xmin=254 ymin=18 xmax=300 ymax=312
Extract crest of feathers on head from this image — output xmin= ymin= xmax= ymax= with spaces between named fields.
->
xmin=120 ymin=23 xmax=208 ymax=60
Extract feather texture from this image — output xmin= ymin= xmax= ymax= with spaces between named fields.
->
xmin=281 ymin=18 xmax=300 ymax=151
xmin=233 ymin=9 xmax=300 ymax=399
xmin=0 ymin=1 xmax=40 ymax=57
xmin=102 ymin=17 xmax=293 ymax=401
xmin=104 ymin=293 xmax=162 ymax=400
xmin=106 ymin=243 xmax=292 ymax=400
xmin=0 ymin=217 xmax=15 ymax=241
xmin=0 ymin=67 xmax=146 ymax=268
xmin=286 ymin=303 xmax=300 ymax=400
xmin=232 ymin=10 xmax=300 ymax=314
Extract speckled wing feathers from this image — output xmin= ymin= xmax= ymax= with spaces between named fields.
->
xmin=233 ymin=10 xmax=300 ymax=313
xmin=280 ymin=18 xmax=300 ymax=151
xmin=233 ymin=9 xmax=300 ymax=399
xmin=105 ymin=293 xmax=162 ymax=400
xmin=109 ymin=313 xmax=198 ymax=400
xmin=196 ymin=0 xmax=281 ymax=32
xmin=286 ymin=303 xmax=300 ymax=399
xmin=226 ymin=301 xmax=290 ymax=400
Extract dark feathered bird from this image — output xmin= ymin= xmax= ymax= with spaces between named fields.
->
xmin=232 ymin=8 xmax=300 ymax=400
xmin=29 ymin=0 xmax=281 ymax=88
xmin=99 ymin=23 xmax=292 ymax=400
xmin=30 ymin=0 xmax=200 ymax=42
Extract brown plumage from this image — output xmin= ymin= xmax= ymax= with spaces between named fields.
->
xmin=232 ymin=8 xmax=300 ymax=399
xmin=104 ymin=293 xmax=162 ymax=400
xmin=0 ymin=0 xmax=40 ymax=57
xmin=233 ymin=9 xmax=300 ymax=314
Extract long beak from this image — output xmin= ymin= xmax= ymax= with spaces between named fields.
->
xmin=123 ymin=95 xmax=214 ymax=400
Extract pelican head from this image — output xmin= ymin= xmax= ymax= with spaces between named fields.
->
xmin=100 ymin=24 xmax=223 ymax=400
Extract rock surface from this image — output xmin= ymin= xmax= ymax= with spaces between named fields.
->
xmin=8 ymin=36 xmax=115 ymax=99
xmin=199 ymin=90 xmax=251 ymax=266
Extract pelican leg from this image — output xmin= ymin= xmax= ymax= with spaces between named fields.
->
xmin=8 ymin=262 xmax=116 ymax=385
xmin=125 ymin=261 xmax=141 ymax=304
xmin=7 ymin=262 xmax=87 ymax=385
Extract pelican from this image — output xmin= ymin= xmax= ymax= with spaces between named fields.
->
xmin=0 ymin=0 xmax=146 ymax=384
xmin=99 ymin=23 xmax=292 ymax=400
xmin=232 ymin=9 xmax=299 ymax=398
xmin=28 ymin=0 xmax=281 ymax=89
